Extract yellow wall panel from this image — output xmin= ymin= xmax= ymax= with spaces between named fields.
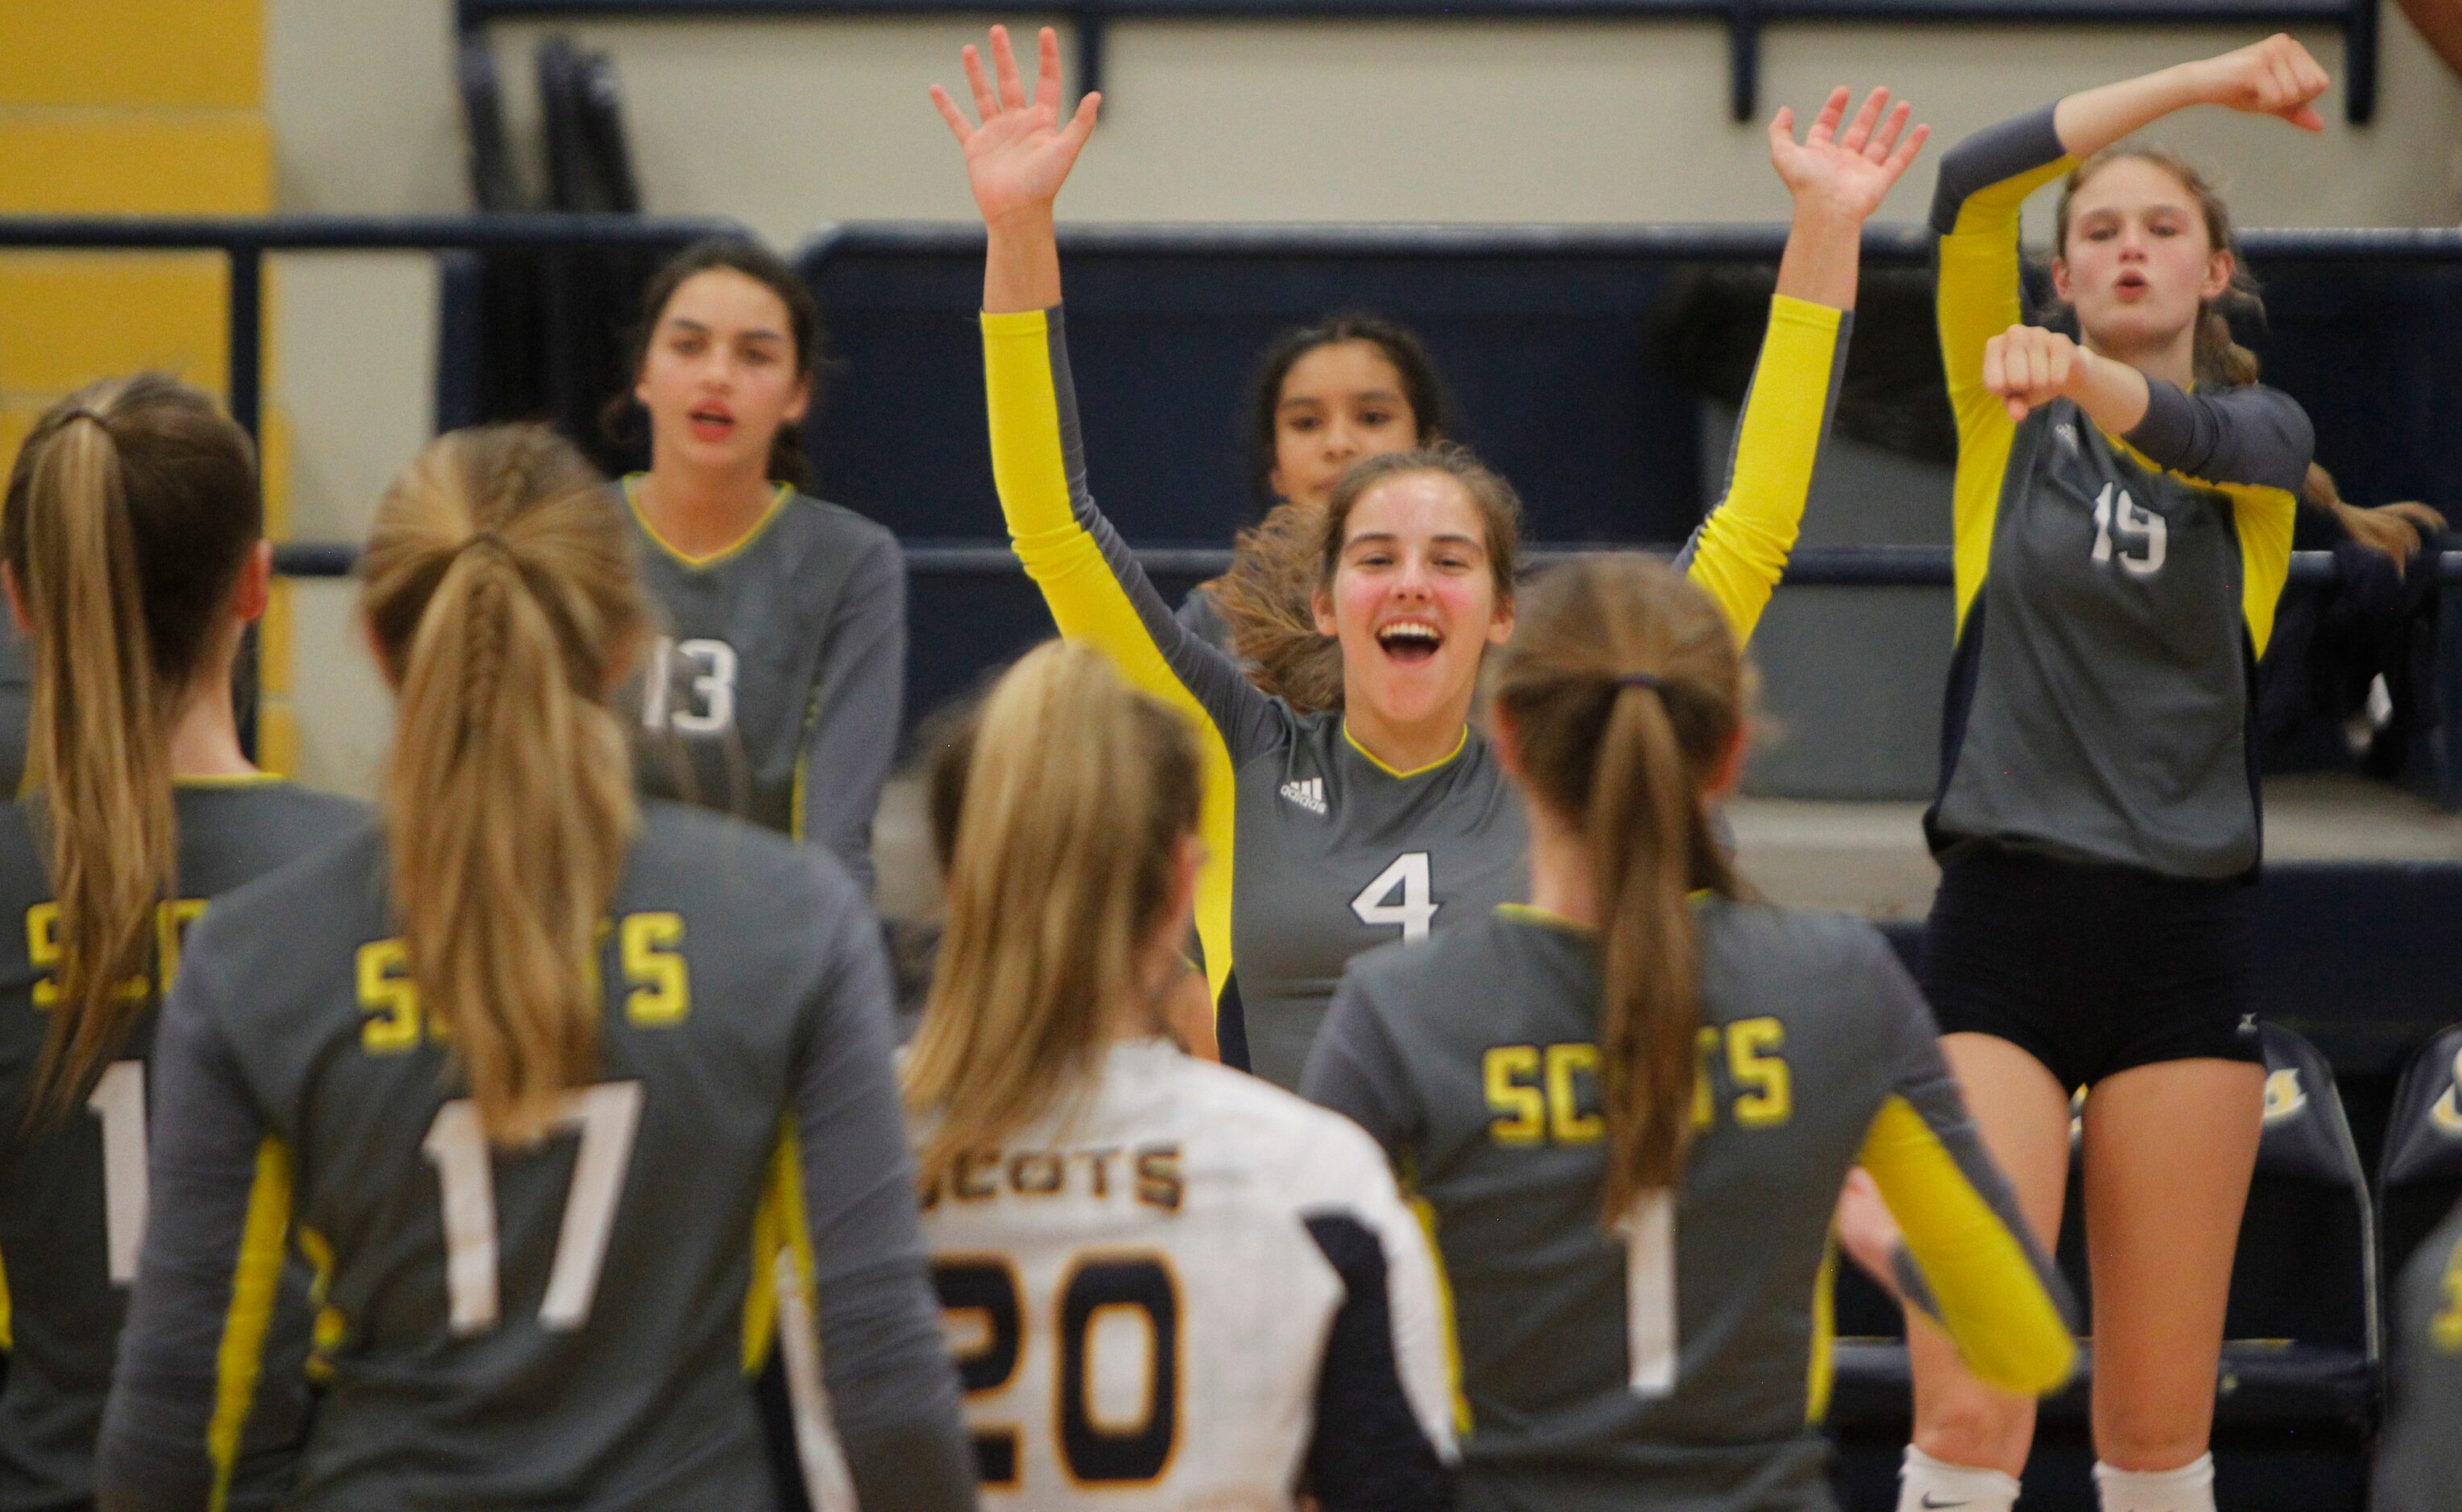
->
xmin=0 ymin=254 xmax=227 ymax=395
xmin=0 ymin=0 xmax=262 ymax=111
xmin=0 ymin=110 xmax=271 ymax=214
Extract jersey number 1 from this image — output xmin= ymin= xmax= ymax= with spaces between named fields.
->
xmin=1621 ymin=1192 xmax=1678 ymax=1395
xmin=92 ymin=1060 xmax=148 ymax=1284
xmin=422 ymin=1081 xmax=644 ymax=1336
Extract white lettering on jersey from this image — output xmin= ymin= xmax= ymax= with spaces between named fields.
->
xmin=2090 ymin=482 xmax=2166 ymax=577
xmin=89 ymin=1060 xmax=148 ymax=1284
xmin=1352 ymin=852 xmax=1438 ymax=941
xmin=1278 ymin=777 xmax=1326 ymax=816
xmin=641 ymin=635 xmax=739 ymax=735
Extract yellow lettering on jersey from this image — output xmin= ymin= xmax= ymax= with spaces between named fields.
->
xmin=1483 ymin=1046 xmax=1545 ymax=1146
xmin=27 ymin=903 xmax=58 ymax=1011
xmin=1544 ymin=1043 xmax=1603 ymax=1145
xmin=1692 ymin=1027 xmax=1721 ymax=1130
xmin=27 ymin=899 xmax=205 ymax=1010
xmin=155 ymin=898 xmax=208 ymax=993
xmin=621 ymin=912 xmax=689 ymax=1026
xmin=356 ymin=940 xmax=420 ymax=1054
xmin=2435 ymin=1231 xmax=2462 ymax=1355
xmin=1728 ymin=1018 xmax=1792 ymax=1127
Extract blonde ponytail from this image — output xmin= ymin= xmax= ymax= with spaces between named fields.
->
xmin=2 ymin=377 xmax=259 ymax=1121
xmin=361 ymin=426 xmax=648 ymax=1146
xmin=1489 ymin=555 xmax=1744 ymax=1217
xmin=905 ymin=641 xmax=1201 ymax=1193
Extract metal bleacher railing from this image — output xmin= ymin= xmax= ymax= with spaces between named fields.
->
xmin=457 ymin=0 xmax=2386 ymax=123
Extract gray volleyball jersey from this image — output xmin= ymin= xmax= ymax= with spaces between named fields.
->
xmin=97 ymin=802 xmax=974 ymax=1512
xmin=621 ymin=479 xmax=907 ymax=891
xmin=1927 ymin=105 xmax=2307 ymax=878
xmin=2375 ymin=1198 xmax=2462 ymax=1512
xmin=1304 ymin=903 xmax=2076 ymax=1512
xmin=0 ymin=778 xmax=362 ymax=1512
xmin=984 ymin=302 xmax=1849 ymax=1092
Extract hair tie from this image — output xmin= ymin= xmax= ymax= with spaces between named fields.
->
xmin=456 ymin=530 xmax=511 ymax=560
xmin=1616 ymin=671 xmax=1663 ymax=692
xmin=54 ymin=407 xmax=111 ymax=432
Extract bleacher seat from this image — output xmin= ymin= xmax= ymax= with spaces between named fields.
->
xmin=459 ymin=34 xmax=522 ymax=213
xmin=539 ymin=37 xmax=639 ymax=215
xmin=2378 ymin=1026 xmax=2462 ymax=1299
xmin=1828 ymin=1024 xmax=2377 ymax=1502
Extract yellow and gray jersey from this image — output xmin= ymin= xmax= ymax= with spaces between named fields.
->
xmin=0 ymin=778 xmax=362 ymax=1512
xmin=2376 ymin=1196 xmax=2462 ymax=1512
xmin=919 ymin=1039 xmax=1454 ymax=1508
xmin=982 ymin=302 xmax=1849 ymax=1090
xmin=1303 ymin=903 xmax=2076 ymax=1512
xmin=95 ymin=802 xmax=974 ymax=1512
xmin=620 ymin=479 xmax=907 ymax=891
xmin=1926 ymin=105 xmax=2308 ymax=879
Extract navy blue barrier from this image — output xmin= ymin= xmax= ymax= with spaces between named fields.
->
xmin=459 ymin=0 xmax=2384 ymax=124
xmin=797 ymin=222 xmax=2462 ymax=733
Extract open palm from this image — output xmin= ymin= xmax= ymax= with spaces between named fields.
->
xmin=932 ymin=26 xmax=1101 ymax=227
xmin=1768 ymin=86 xmax=1927 ymax=222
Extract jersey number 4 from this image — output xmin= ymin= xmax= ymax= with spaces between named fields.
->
xmin=1351 ymin=852 xmax=1438 ymax=941
xmin=934 ymin=1254 xmax=1180 ymax=1488
xmin=422 ymin=1081 xmax=644 ymax=1336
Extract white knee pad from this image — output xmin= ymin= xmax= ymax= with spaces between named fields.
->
xmin=2093 ymin=1453 xmax=2216 ymax=1512
xmin=1897 ymin=1445 xmax=2021 ymax=1512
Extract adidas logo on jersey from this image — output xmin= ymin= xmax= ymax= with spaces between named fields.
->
xmin=1279 ymin=777 xmax=1327 ymax=816
xmin=2054 ymin=421 xmax=2080 ymax=449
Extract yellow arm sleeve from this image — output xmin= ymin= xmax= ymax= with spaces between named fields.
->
xmin=1857 ymin=1096 xmax=2075 ymax=1397
xmin=979 ymin=308 xmax=1243 ymax=1003
xmin=1682 ymin=294 xmax=1846 ymax=647
xmin=1936 ymin=153 xmax=2074 ymax=634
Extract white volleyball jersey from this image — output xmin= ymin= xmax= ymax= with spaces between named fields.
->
xmin=917 ymin=1038 xmax=1455 ymax=1510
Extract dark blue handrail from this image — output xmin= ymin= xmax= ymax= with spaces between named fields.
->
xmin=457 ymin=0 xmax=2381 ymax=123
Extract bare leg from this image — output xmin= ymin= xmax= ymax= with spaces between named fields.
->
xmin=2079 ymin=1057 xmax=2263 ymax=1472
xmin=1905 ymin=1033 xmax=2075 ymax=1478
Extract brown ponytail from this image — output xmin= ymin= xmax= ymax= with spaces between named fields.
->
xmin=2053 ymin=143 xmax=2264 ymax=390
xmin=360 ymin=425 xmax=649 ymax=1145
xmin=1488 ymin=555 xmax=1744 ymax=1217
xmin=2 ymin=376 xmax=259 ymax=1121
xmin=2302 ymin=462 xmax=2448 ymax=569
xmin=905 ymin=641 xmax=1202 ymax=1194
xmin=1206 ymin=502 xmax=1345 ymax=715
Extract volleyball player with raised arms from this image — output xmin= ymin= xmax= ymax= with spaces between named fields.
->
xmin=611 ymin=241 xmax=905 ymax=890
xmin=1304 ymin=553 xmax=2076 ymax=1511
xmin=95 ymin=426 xmax=974 ymax=1511
xmin=0 ymin=378 xmax=360 ymax=1510
xmin=936 ymin=24 xmax=1923 ymax=1085
xmin=907 ymin=640 xmax=1454 ymax=1506
xmin=1892 ymin=36 xmax=2414 ymax=1512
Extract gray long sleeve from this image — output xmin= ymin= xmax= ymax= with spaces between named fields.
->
xmin=2123 ymin=378 xmax=2315 ymax=495
xmin=799 ymin=529 xmax=906 ymax=892
xmin=792 ymin=899 xmax=977 ymax=1512
xmin=97 ymin=955 xmax=286 ymax=1512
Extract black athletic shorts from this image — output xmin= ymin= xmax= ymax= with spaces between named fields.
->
xmin=1922 ymin=841 xmax=2262 ymax=1091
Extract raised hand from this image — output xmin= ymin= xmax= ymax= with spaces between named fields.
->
xmin=1982 ymin=324 xmax=2088 ymax=423
xmin=1767 ymin=86 xmax=1929 ymax=224
xmin=2191 ymin=33 xmax=2331 ymax=131
xmin=931 ymin=26 xmax=1101 ymax=229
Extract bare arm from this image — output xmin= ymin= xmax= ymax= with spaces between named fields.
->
xmin=2050 ymin=32 xmax=2328 ymax=156
xmin=931 ymin=26 xmax=1096 ymax=316
xmin=1768 ymin=86 xmax=1929 ymax=312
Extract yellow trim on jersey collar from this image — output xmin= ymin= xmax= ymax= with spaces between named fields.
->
xmin=1342 ymin=720 xmax=1468 ymax=780
xmin=1496 ymin=903 xmax=1590 ymax=935
xmin=623 ymin=474 xmax=792 ymax=570
xmin=174 ymin=772 xmax=281 ymax=789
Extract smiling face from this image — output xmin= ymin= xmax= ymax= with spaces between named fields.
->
xmin=2054 ymin=155 xmax=2233 ymax=363
xmin=1268 ymin=341 xmax=1421 ymax=509
xmin=1311 ymin=469 xmax=1514 ymax=729
xmin=633 ymin=268 xmax=811 ymax=477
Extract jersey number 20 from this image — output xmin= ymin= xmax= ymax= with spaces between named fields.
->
xmin=422 ymin=1081 xmax=644 ymax=1336
xmin=934 ymin=1254 xmax=1180 ymax=1488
